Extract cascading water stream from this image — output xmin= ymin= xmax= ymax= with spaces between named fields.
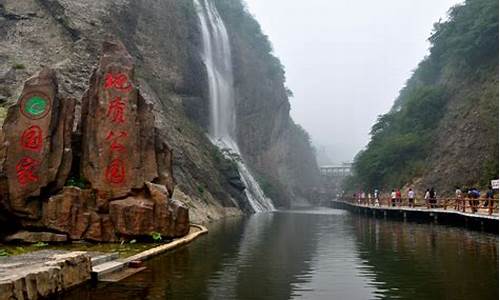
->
xmin=194 ymin=0 xmax=275 ymax=212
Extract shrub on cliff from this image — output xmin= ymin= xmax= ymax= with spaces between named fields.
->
xmin=349 ymin=0 xmax=499 ymax=192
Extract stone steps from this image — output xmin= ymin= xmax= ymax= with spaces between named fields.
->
xmin=91 ymin=260 xmax=128 ymax=281
xmin=90 ymin=252 xmax=119 ymax=266
xmin=99 ymin=266 xmax=147 ymax=282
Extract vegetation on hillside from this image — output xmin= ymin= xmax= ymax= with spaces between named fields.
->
xmin=347 ymin=0 xmax=499 ymax=191
xmin=214 ymin=0 xmax=286 ymax=82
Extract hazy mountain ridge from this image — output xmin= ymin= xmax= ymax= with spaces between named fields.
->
xmin=348 ymin=0 xmax=499 ymax=193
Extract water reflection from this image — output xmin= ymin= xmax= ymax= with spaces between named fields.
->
xmin=351 ymin=215 xmax=499 ymax=300
xmin=61 ymin=208 xmax=498 ymax=300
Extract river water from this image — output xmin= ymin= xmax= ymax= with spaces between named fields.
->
xmin=63 ymin=208 xmax=498 ymax=300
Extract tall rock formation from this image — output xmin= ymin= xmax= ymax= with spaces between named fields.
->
xmin=0 ymin=39 xmax=189 ymax=242
xmin=81 ymin=40 xmax=169 ymax=202
xmin=0 ymin=68 xmax=74 ymax=218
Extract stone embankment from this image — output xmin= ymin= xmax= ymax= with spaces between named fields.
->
xmin=0 ymin=250 xmax=91 ymax=300
xmin=0 ymin=224 xmax=208 ymax=300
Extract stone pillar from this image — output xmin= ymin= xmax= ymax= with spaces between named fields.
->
xmin=1 ymin=68 xmax=74 ymax=217
xmin=81 ymin=40 xmax=158 ymax=201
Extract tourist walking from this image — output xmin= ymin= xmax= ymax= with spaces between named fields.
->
xmin=455 ymin=186 xmax=462 ymax=210
xmin=429 ymin=188 xmax=436 ymax=208
xmin=468 ymin=188 xmax=480 ymax=213
xmin=424 ymin=189 xmax=431 ymax=208
xmin=396 ymin=189 xmax=402 ymax=207
xmin=408 ymin=188 xmax=415 ymax=208
xmin=485 ymin=186 xmax=494 ymax=208
xmin=391 ymin=189 xmax=396 ymax=207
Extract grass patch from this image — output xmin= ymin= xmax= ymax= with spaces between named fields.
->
xmin=0 ymin=241 xmax=167 ymax=258
xmin=65 ymin=176 xmax=89 ymax=189
xmin=12 ymin=63 xmax=25 ymax=70
xmin=197 ymin=185 xmax=205 ymax=194
xmin=0 ymin=106 xmax=7 ymax=124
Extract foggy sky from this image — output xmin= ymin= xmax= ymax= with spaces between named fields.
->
xmin=244 ymin=0 xmax=462 ymax=164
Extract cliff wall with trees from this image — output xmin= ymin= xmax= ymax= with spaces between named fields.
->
xmin=347 ymin=0 xmax=498 ymax=194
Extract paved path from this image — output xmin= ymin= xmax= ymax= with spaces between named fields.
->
xmin=332 ymin=200 xmax=499 ymax=233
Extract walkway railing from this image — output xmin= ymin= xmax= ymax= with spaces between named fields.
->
xmin=344 ymin=196 xmax=499 ymax=216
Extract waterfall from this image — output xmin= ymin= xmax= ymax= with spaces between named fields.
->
xmin=194 ymin=0 xmax=275 ymax=212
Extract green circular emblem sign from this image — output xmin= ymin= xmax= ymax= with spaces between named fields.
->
xmin=20 ymin=92 xmax=51 ymax=120
xmin=25 ymin=96 xmax=47 ymax=116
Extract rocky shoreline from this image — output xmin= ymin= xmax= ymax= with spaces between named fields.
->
xmin=0 ymin=224 xmax=208 ymax=300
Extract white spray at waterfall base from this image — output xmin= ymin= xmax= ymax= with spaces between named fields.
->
xmin=194 ymin=0 xmax=275 ymax=212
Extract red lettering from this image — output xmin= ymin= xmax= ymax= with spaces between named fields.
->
xmin=20 ymin=125 xmax=43 ymax=152
xmin=16 ymin=157 xmax=40 ymax=185
xmin=105 ymin=131 xmax=128 ymax=152
xmin=104 ymin=73 xmax=132 ymax=92
xmin=105 ymin=159 xmax=126 ymax=185
xmin=106 ymin=96 xmax=126 ymax=124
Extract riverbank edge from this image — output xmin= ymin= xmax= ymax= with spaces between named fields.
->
xmin=91 ymin=224 xmax=208 ymax=281
xmin=0 ymin=224 xmax=208 ymax=300
xmin=331 ymin=200 xmax=499 ymax=233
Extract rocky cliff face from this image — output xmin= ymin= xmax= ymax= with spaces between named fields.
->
xmin=0 ymin=0 xmax=320 ymax=225
xmin=214 ymin=0 xmax=321 ymax=207
xmin=348 ymin=0 xmax=498 ymax=193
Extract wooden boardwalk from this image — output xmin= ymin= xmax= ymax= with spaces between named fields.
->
xmin=331 ymin=200 xmax=498 ymax=232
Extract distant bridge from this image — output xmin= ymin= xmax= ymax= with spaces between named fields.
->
xmin=319 ymin=163 xmax=352 ymax=178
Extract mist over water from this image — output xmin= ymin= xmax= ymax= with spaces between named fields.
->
xmin=194 ymin=0 xmax=275 ymax=212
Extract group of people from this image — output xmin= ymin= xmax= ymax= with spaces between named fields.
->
xmin=454 ymin=186 xmax=496 ymax=213
xmin=423 ymin=188 xmax=437 ymax=208
xmin=354 ymin=190 xmax=381 ymax=207
xmin=352 ymin=186 xmax=496 ymax=211
xmin=390 ymin=188 xmax=423 ymax=208
xmin=353 ymin=188 xmax=423 ymax=208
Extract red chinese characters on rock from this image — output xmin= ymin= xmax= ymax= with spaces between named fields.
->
xmin=20 ymin=125 xmax=43 ymax=152
xmin=106 ymin=96 xmax=126 ymax=124
xmin=104 ymin=73 xmax=132 ymax=93
xmin=16 ymin=157 xmax=40 ymax=185
xmin=105 ymin=158 xmax=126 ymax=185
xmin=103 ymin=72 xmax=131 ymax=186
xmin=106 ymin=131 xmax=128 ymax=152
xmin=17 ymin=125 xmax=43 ymax=185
